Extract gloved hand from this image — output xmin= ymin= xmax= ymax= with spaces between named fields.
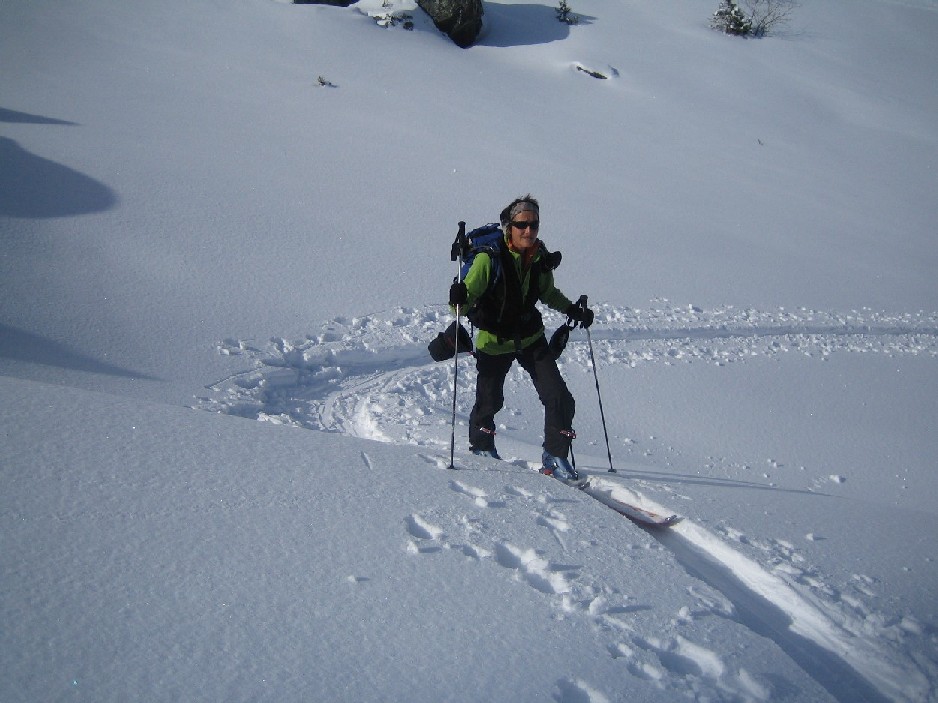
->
xmin=449 ymin=281 xmax=468 ymax=306
xmin=565 ymin=301 xmax=594 ymax=328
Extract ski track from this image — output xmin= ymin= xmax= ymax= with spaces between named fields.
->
xmin=398 ymin=467 xmax=929 ymax=702
xmin=660 ymin=523 xmax=928 ymax=703
xmin=202 ymin=303 xmax=938 ymax=437
xmin=200 ymin=303 xmax=938 ymax=702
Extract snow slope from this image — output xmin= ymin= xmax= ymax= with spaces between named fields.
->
xmin=2 ymin=0 xmax=937 ymax=701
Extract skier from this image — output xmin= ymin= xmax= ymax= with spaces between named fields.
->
xmin=448 ymin=194 xmax=594 ymax=481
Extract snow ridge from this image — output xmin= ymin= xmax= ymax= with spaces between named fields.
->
xmin=661 ymin=523 xmax=930 ymax=702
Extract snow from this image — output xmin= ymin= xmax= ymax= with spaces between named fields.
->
xmin=1 ymin=0 xmax=937 ymax=701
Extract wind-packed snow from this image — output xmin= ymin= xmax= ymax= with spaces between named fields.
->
xmin=2 ymin=0 xmax=937 ymax=701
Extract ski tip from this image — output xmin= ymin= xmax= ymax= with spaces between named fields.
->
xmin=626 ymin=512 xmax=682 ymax=528
xmin=648 ymin=514 xmax=682 ymax=528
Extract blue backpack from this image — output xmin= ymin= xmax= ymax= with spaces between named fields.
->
xmin=457 ymin=222 xmax=505 ymax=288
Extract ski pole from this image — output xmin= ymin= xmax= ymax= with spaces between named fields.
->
xmin=578 ymin=295 xmax=617 ymax=473
xmin=447 ymin=221 xmax=467 ymax=470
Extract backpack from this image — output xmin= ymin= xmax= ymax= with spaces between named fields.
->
xmin=455 ymin=222 xmax=505 ymax=290
xmin=454 ymin=222 xmax=561 ymax=298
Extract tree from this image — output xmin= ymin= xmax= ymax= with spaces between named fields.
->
xmin=711 ymin=0 xmax=798 ymax=38
xmin=743 ymin=0 xmax=798 ymax=37
xmin=711 ymin=0 xmax=752 ymax=36
xmin=556 ymin=0 xmax=578 ymax=26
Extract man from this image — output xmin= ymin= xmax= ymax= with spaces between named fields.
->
xmin=449 ymin=195 xmax=594 ymax=481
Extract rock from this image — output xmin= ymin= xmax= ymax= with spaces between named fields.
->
xmin=417 ymin=0 xmax=484 ymax=48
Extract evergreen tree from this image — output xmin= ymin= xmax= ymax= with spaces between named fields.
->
xmin=711 ymin=0 xmax=752 ymax=36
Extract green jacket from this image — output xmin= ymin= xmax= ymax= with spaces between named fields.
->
xmin=459 ymin=243 xmax=572 ymax=355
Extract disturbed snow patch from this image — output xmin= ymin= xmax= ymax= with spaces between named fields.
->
xmin=200 ymin=303 xmax=938 ymax=440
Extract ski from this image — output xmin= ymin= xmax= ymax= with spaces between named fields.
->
xmin=465 ymin=451 xmax=680 ymax=528
xmin=580 ymin=482 xmax=681 ymax=528
xmin=537 ymin=465 xmax=679 ymax=527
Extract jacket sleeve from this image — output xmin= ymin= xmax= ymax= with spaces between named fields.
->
xmin=538 ymin=267 xmax=573 ymax=314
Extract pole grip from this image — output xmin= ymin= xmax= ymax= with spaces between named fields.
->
xmin=451 ymin=221 xmax=467 ymax=264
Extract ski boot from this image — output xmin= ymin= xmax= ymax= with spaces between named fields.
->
xmin=541 ymin=450 xmax=582 ymax=485
xmin=472 ymin=448 xmax=502 ymax=460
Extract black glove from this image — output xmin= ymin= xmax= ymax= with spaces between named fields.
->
xmin=449 ymin=281 xmax=468 ymax=306
xmin=565 ymin=302 xmax=594 ymax=328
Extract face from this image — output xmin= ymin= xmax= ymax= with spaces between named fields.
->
xmin=508 ymin=211 xmax=540 ymax=252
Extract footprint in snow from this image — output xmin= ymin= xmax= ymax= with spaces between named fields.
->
xmin=493 ymin=541 xmax=578 ymax=595
xmin=449 ymin=479 xmax=491 ymax=508
xmin=632 ymin=634 xmax=727 ymax=682
xmin=554 ymin=677 xmax=611 ymax=703
xmin=405 ymin=514 xmax=444 ymax=554
xmin=505 ymin=484 xmax=533 ymax=498
xmin=536 ymin=508 xmax=571 ymax=535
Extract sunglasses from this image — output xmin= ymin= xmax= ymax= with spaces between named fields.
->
xmin=511 ymin=220 xmax=540 ymax=231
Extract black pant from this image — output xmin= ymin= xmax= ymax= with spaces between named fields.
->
xmin=469 ymin=336 xmax=575 ymax=458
